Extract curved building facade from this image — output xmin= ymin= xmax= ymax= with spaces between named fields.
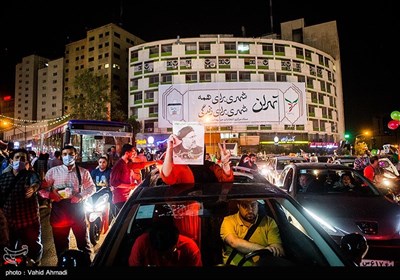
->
xmin=128 ymin=19 xmax=344 ymax=154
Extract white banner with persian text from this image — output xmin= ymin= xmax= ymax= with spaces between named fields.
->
xmin=158 ymin=82 xmax=306 ymax=128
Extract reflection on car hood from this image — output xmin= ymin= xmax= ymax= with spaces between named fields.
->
xmin=297 ymin=195 xmax=400 ymax=240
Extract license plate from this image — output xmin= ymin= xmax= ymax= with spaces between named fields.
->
xmin=360 ymin=259 xmax=395 ymax=267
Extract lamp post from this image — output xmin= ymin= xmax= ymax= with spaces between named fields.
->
xmin=203 ymin=116 xmax=212 ymax=154
xmin=13 ymin=122 xmax=28 ymax=147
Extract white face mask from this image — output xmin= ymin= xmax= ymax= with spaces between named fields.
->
xmin=12 ymin=160 xmax=25 ymax=172
xmin=62 ymin=155 xmax=75 ymax=166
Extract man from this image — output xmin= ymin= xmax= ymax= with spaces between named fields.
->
xmin=173 ymin=125 xmax=203 ymax=160
xmin=363 ymin=155 xmax=380 ymax=183
xmin=298 ymin=173 xmax=319 ymax=193
xmin=41 ymin=145 xmax=95 ymax=265
xmin=90 ymin=155 xmax=113 ymax=218
xmin=220 ymin=200 xmax=284 ymax=266
xmin=110 ymin=143 xmax=158 ymax=214
xmin=0 ymin=148 xmax=42 ymax=266
xmin=107 ymin=145 xmax=119 ymax=168
xmin=47 ymin=150 xmax=63 ymax=170
xmin=128 ymin=221 xmax=202 ymax=266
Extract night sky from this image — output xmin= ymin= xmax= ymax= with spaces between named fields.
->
xmin=0 ymin=0 xmax=398 ymax=134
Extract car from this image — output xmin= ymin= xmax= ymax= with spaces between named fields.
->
xmin=332 ymin=156 xmax=358 ymax=168
xmin=61 ymin=180 xmax=361 ymax=269
xmin=378 ymin=157 xmax=399 ymax=177
xmin=264 ymin=156 xmax=308 ymax=184
xmin=277 ymin=162 xmax=400 ymax=267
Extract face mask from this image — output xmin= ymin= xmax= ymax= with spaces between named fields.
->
xmin=62 ymin=155 xmax=75 ymax=166
xmin=12 ymin=160 xmax=25 ymax=172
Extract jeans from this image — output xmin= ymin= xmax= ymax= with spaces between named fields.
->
xmin=9 ymin=221 xmax=43 ymax=264
xmin=52 ymin=220 xmax=92 ymax=265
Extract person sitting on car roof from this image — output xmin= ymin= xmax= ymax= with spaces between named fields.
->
xmin=160 ymin=133 xmax=233 ymax=184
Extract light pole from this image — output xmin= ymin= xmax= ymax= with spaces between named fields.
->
xmin=13 ymin=122 xmax=28 ymax=147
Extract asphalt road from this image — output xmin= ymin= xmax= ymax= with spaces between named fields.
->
xmin=39 ymin=206 xmax=105 ymax=266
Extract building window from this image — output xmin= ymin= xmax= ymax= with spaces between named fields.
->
xmin=244 ymin=57 xmax=256 ymax=69
xmin=185 ymin=73 xmax=197 ymax=83
xmin=264 ymin=72 xmax=275 ymax=82
xmin=145 ymin=90 xmax=155 ymax=100
xmin=275 ymin=44 xmax=285 ymax=56
xmin=317 ymin=66 xmax=323 ymax=78
xmin=239 ymin=72 xmax=251 ymax=82
xmin=161 ymin=73 xmax=173 ymax=84
xmin=318 ymin=54 xmax=324 ymax=65
xmin=276 ymin=73 xmax=287 ymax=82
xmin=219 ymin=57 xmax=231 ymax=68
xmin=291 ymin=60 xmax=301 ymax=72
xmin=161 ymin=44 xmax=172 ymax=56
xmin=199 ymin=42 xmax=211 ymax=54
xmin=281 ymin=60 xmax=291 ymax=71
xmin=310 ymin=92 xmax=318 ymax=103
xmin=318 ymin=93 xmax=324 ymax=104
xmin=148 ymin=74 xmax=159 ymax=87
xmin=224 ymin=42 xmax=236 ymax=54
xmin=305 ymin=49 xmax=312 ymax=61
xmin=295 ymin=47 xmax=304 ymax=58
xmin=185 ymin=43 xmax=197 ymax=54
xmin=204 ymin=58 xmax=217 ymax=69
xmin=200 ymin=72 xmax=212 ymax=82
xmin=262 ymin=43 xmax=273 ymax=55
xmin=130 ymin=78 xmax=139 ymax=90
xmin=131 ymin=50 xmax=139 ymax=62
xmin=133 ymin=92 xmax=143 ymax=103
xmin=225 ymin=72 xmax=237 ymax=82
xmin=149 ymin=46 xmax=159 ymax=58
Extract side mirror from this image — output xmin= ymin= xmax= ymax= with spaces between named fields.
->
xmin=58 ymin=249 xmax=91 ymax=267
xmin=340 ymin=232 xmax=368 ymax=265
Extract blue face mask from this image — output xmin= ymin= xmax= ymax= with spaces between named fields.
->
xmin=62 ymin=155 xmax=75 ymax=166
xmin=12 ymin=160 xmax=25 ymax=172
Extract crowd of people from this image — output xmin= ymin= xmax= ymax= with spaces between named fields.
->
xmin=2 ymin=133 xmax=384 ymax=267
xmin=0 ymin=141 xmax=157 ymax=267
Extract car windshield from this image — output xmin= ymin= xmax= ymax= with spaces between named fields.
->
xmin=95 ymin=183 xmax=351 ymax=267
xmin=295 ymin=168 xmax=380 ymax=196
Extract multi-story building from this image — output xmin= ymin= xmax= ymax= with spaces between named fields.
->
xmin=4 ymin=23 xmax=145 ymax=147
xmin=14 ymin=54 xmax=49 ymax=121
xmin=128 ymin=19 xmax=344 ymax=154
xmin=64 ymin=23 xmax=145 ymax=118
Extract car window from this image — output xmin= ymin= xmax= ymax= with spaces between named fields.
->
xmin=103 ymin=194 xmax=348 ymax=267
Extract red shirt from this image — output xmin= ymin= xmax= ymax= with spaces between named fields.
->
xmin=363 ymin=165 xmax=375 ymax=182
xmin=160 ymin=163 xmax=234 ymax=185
xmin=128 ymin=232 xmax=202 ymax=267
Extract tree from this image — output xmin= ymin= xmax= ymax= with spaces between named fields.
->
xmin=65 ymin=70 xmax=125 ymax=121
xmin=127 ymin=115 xmax=142 ymax=145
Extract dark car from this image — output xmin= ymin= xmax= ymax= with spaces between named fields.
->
xmin=61 ymin=178 xmax=362 ymax=268
xmin=277 ymin=162 xmax=400 ymax=267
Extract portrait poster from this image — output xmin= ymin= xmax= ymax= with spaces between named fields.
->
xmin=172 ymin=121 xmax=205 ymax=165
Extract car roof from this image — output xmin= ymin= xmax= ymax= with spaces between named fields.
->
xmin=285 ymin=162 xmax=355 ymax=170
xmin=131 ymin=182 xmax=288 ymax=204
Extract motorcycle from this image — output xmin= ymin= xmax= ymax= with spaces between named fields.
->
xmin=84 ymin=187 xmax=112 ymax=245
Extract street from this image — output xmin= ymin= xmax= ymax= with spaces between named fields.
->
xmin=39 ymin=206 xmax=105 ymax=266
